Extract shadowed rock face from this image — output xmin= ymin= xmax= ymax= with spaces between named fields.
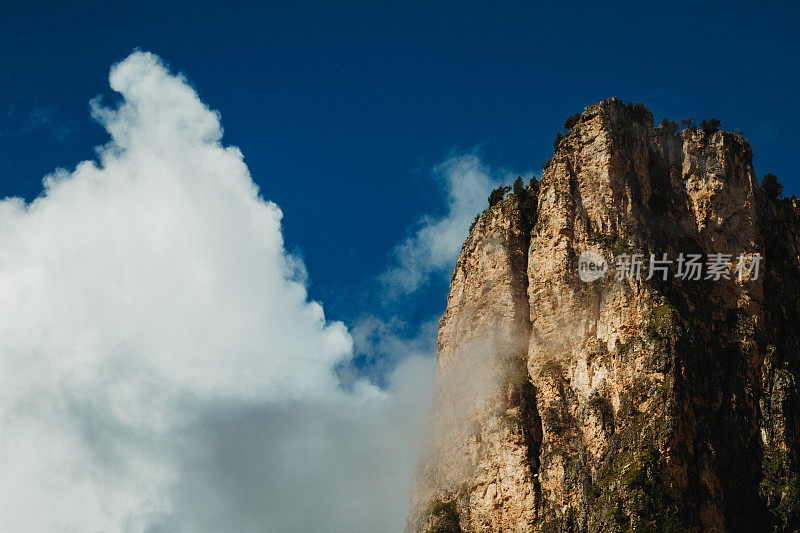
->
xmin=407 ymin=98 xmax=800 ymax=532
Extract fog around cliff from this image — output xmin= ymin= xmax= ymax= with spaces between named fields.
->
xmin=0 ymin=51 xmax=503 ymax=532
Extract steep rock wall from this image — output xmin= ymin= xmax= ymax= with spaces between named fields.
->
xmin=408 ymin=98 xmax=800 ymax=532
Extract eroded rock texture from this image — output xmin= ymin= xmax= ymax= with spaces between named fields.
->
xmin=407 ymin=98 xmax=800 ymax=532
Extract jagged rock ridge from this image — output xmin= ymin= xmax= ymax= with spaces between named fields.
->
xmin=407 ymin=98 xmax=800 ymax=532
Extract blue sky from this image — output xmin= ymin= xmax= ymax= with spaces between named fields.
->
xmin=2 ymin=1 xmax=798 ymax=337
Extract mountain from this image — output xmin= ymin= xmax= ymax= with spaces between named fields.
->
xmin=406 ymin=98 xmax=800 ymax=532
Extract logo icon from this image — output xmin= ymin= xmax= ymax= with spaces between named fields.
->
xmin=578 ymin=250 xmax=608 ymax=282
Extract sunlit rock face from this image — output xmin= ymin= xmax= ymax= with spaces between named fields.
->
xmin=407 ymin=98 xmax=800 ymax=532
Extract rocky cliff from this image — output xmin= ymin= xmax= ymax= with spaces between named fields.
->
xmin=407 ymin=98 xmax=800 ymax=532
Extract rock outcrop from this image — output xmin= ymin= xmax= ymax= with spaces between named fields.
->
xmin=407 ymin=98 xmax=800 ymax=532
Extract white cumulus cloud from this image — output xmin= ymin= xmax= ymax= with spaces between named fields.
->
xmin=381 ymin=154 xmax=518 ymax=296
xmin=0 ymin=51 xmax=433 ymax=533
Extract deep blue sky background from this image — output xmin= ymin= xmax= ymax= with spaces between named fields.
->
xmin=1 ymin=0 xmax=798 ymax=341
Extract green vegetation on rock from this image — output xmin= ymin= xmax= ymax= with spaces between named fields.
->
xmin=564 ymin=112 xmax=581 ymax=130
xmin=762 ymin=173 xmax=784 ymax=200
xmin=425 ymin=499 xmax=461 ymax=533
xmin=488 ymin=185 xmax=511 ymax=207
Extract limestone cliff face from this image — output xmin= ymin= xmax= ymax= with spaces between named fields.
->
xmin=407 ymin=98 xmax=800 ymax=532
